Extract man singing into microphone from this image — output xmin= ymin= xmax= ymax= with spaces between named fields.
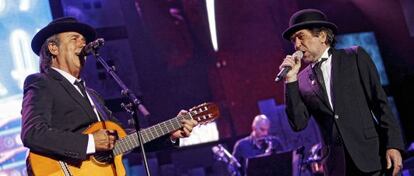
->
xmin=21 ymin=17 xmax=198 ymax=175
xmin=279 ymin=9 xmax=404 ymax=176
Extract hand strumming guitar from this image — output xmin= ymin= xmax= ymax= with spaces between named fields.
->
xmin=93 ymin=129 xmax=117 ymax=151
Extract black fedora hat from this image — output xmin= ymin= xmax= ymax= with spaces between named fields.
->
xmin=31 ymin=17 xmax=96 ymax=55
xmin=282 ymin=9 xmax=337 ymax=41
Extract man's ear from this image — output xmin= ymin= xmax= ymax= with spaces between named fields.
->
xmin=48 ymin=42 xmax=58 ymax=56
xmin=319 ymin=31 xmax=327 ymax=44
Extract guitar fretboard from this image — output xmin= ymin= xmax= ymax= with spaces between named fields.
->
xmin=112 ymin=112 xmax=194 ymax=156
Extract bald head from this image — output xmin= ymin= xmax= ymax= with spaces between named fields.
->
xmin=252 ymin=114 xmax=270 ymax=128
xmin=251 ymin=114 xmax=270 ymax=138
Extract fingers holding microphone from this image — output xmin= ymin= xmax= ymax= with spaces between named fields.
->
xmin=276 ymin=51 xmax=303 ymax=83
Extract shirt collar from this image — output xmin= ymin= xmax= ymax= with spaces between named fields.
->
xmin=51 ymin=67 xmax=82 ymax=84
xmin=311 ymin=47 xmax=331 ymax=68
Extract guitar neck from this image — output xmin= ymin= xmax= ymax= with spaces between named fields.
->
xmin=112 ymin=112 xmax=193 ymax=156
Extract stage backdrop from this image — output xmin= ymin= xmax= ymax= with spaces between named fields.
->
xmin=0 ymin=1 xmax=52 ymax=175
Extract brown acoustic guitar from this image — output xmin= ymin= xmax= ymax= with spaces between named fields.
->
xmin=28 ymin=102 xmax=219 ymax=176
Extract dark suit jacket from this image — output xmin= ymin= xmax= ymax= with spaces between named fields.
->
xmin=285 ymin=46 xmax=404 ymax=172
xmin=21 ymin=68 xmax=173 ymax=162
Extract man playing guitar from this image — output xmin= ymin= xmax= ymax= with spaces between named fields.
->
xmin=21 ymin=17 xmax=211 ymax=176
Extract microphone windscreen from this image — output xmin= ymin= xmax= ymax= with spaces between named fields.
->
xmin=292 ymin=50 xmax=303 ymax=59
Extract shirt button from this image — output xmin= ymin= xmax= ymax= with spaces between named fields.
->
xmin=334 ymin=115 xmax=339 ymax=119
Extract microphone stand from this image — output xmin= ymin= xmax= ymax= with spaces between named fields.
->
xmin=297 ymin=146 xmax=305 ymax=176
xmin=91 ymin=50 xmax=152 ymax=176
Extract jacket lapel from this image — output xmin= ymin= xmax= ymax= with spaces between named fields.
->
xmin=46 ymin=69 xmax=98 ymax=121
xmin=306 ymin=67 xmax=332 ymax=110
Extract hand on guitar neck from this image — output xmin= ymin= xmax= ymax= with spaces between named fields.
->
xmin=170 ymin=110 xmax=199 ymax=141
xmin=93 ymin=129 xmax=117 ymax=151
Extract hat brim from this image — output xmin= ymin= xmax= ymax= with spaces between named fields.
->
xmin=31 ymin=22 xmax=96 ymax=55
xmin=282 ymin=21 xmax=337 ymax=41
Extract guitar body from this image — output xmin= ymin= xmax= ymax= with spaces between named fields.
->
xmin=27 ymin=102 xmax=220 ymax=176
xmin=28 ymin=121 xmax=127 ymax=176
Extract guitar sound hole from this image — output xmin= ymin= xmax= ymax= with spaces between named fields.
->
xmin=93 ymin=151 xmax=114 ymax=164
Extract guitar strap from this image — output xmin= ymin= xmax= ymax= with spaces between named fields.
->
xmin=58 ymin=161 xmax=73 ymax=176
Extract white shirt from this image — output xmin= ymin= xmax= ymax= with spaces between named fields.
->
xmin=311 ymin=47 xmax=333 ymax=109
xmin=51 ymin=67 xmax=98 ymax=154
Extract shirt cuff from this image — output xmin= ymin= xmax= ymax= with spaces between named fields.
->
xmin=86 ymin=134 xmax=96 ymax=154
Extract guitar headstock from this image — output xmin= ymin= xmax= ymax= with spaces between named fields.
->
xmin=188 ymin=102 xmax=220 ymax=124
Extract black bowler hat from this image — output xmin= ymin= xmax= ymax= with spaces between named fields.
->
xmin=282 ymin=9 xmax=337 ymax=41
xmin=31 ymin=17 xmax=96 ymax=55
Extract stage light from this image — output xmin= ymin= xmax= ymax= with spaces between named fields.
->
xmin=206 ymin=0 xmax=218 ymax=51
xmin=0 ymin=0 xmax=6 ymax=14
xmin=19 ymin=0 xmax=30 ymax=11
xmin=0 ymin=83 xmax=7 ymax=96
xmin=10 ymin=29 xmax=37 ymax=90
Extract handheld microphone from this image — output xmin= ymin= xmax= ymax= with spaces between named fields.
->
xmin=79 ymin=38 xmax=105 ymax=57
xmin=274 ymin=50 xmax=303 ymax=82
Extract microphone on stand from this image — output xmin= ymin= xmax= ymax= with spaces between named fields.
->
xmin=79 ymin=38 xmax=105 ymax=57
xmin=274 ymin=50 xmax=303 ymax=82
xmin=212 ymin=144 xmax=241 ymax=168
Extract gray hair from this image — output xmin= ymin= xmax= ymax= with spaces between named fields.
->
xmin=310 ymin=27 xmax=336 ymax=47
xmin=39 ymin=34 xmax=59 ymax=73
xmin=252 ymin=114 xmax=270 ymax=128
